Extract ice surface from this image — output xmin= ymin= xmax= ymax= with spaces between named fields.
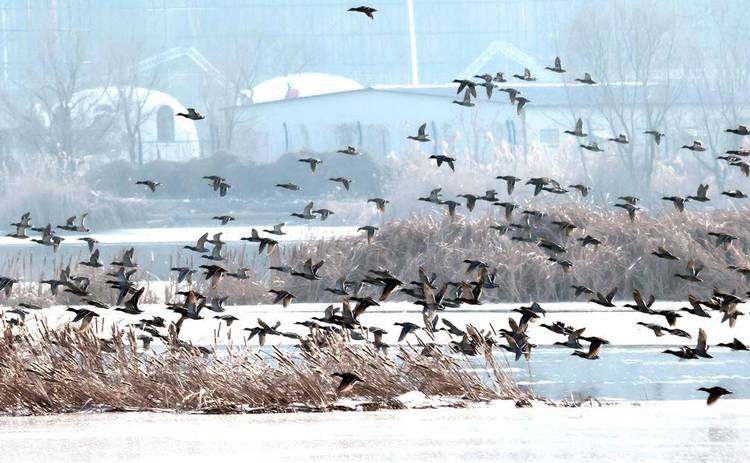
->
xmin=0 ymin=401 xmax=747 ymax=463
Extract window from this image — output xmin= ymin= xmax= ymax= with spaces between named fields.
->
xmin=157 ymin=106 xmax=175 ymax=142
xmin=540 ymin=128 xmax=559 ymax=147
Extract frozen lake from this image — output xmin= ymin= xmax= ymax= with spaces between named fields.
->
xmin=0 ymin=401 xmax=748 ymax=463
xmin=0 ymin=224 xmax=358 ymax=277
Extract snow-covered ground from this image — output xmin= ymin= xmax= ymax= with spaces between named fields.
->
xmin=0 ymin=400 xmax=748 ymax=463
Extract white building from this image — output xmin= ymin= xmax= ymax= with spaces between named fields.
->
xmin=72 ymin=86 xmax=201 ymax=163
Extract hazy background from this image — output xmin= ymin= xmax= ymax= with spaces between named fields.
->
xmin=0 ymin=0 xmax=747 ymax=229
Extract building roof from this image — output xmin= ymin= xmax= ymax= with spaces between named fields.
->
xmin=250 ymin=73 xmax=365 ymax=104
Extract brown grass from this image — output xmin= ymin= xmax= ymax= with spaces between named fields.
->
xmin=5 ymin=206 xmax=748 ymax=307
xmin=185 ymin=207 xmax=750 ymax=304
xmin=0 ymin=321 xmax=526 ymax=415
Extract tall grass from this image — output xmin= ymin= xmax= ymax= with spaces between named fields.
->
xmin=0 ymin=321 xmax=525 ymax=415
xmin=184 ymin=207 xmax=750 ymax=304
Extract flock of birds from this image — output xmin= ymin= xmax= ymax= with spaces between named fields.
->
xmin=0 ymin=5 xmax=745 ymax=404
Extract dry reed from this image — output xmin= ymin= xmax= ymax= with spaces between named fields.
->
xmin=0 ymin=321 xmax=526 ymax=415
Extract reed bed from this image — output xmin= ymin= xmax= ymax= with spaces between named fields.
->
xmin=0 ymin=321 xmax=526 ymax=416
xmin=185 ymin=207 xmax=750 ymax=304
xmin=3 ymin=206 xmax=749 ymax=307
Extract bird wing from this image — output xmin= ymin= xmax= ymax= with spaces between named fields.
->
xmin=697 ymin=328 xmax=708 ymax=352
xmin=303 ymin=202 xmax=313 ymax=216
xmin=606 ymin=287 xmax=618 ymax=302
xmin=588 ymin=339 xmax=603 ymax=357
xmin=632 ymin=290 xmax=645 ymax=308
xmin=196 ymin=232 xmax=208 ymax=248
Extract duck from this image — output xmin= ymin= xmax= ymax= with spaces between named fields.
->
xmin=114 ymin=287 xmax=145 ymax=315
xmin=329 ymin=177 xmax=353 ymax=190
xmin=717 ymin=338 xmax=748 ymax=351
xmin=170 ymin=267 xmax=196 ymax=284
xmin=312 ymin=208 xmax=334 ymax=221
xmin=663 ymin=346 xmax=699 ymax=359
xmin=545 ymin=56 xmax=565 ymax=73
xmin=687 ymin=184 xmax=710 ymax=202
xmin=394 ymin=322 xmax=421 ymax=342
xmin=564 ymin=118 xmax=587 ymax=137
xmin=176 ymin=108 xmax=204 ymax=120
xmin=571 ymin=285 xmax=594 ymax=296
xmin=418 ymin=188 xmax=443 ymax=204
xmin=111 ymin=247 xmax=137 ymax=267
xmin=574 ymin=72 xmax=596 ymax=84
xmin=299 ymin=158 xmax=323 ymax=173
xmin=358 ymin=225 xmax=378 ymax=244
xmin=651 ymin=246 xmax=679 ymax=260
xmin=441 ymin=200 xmax=461 ymax=219
xmin=184 ymin=232 xmax=210 ymax=253
xmin=337 ymin=146 xmax=360 ymax=156
xmin=452 ymin=89 xmax=475 ymax=107
xmin=662 ymin=196 xmax=689 ymax=212
xmin=571 ymin=337 xmax=605 ymax=360
xmin=513 ymin=68 xmax=536 ymax=81
xmin=730 ymin=160 xmax=750 ymax=176
xmin=263 ymin=223 xmax=286 ymax=236
xmin=136 ymin=180 xmax=160 ymax=192
xmin=212 ymin=215 xmax=235 ymax=225
xmin=79 ymin=249 xmax=103 ymax=268
xmin=474 ymin=74 xmax=495 ymax=99
xmin=498 ymin=87 xmax=520 ymax=104
xmin=725 ymin=125 xmax=749 ymax=135
xmin=608 ymin=133 xmax=629 ymax=144
xmin=275 ymin=182 xmax=301 ymax=191
xmin=614 ymin=203 xmax=640 ymax=222
xmin=291 ymin=202 xmax=316 ymax=220
xmin=516 ymin=96 xmax=530 ymax=114
xmin=496 ymin=175 xmax=521 ymax=195
xmin=269 ymin=289 xmax=295 ymax=307
xmin=721 ymin=190 xmax=747 ymax=198
xmin=331 ymin=372 xmax=364 ymax=394
xmin=457 ymin=194 xmax=479 ymax=211
xmin=708 ymin=232 xmax=737 ymax=250
xmin=590 ymin=288 xmax=617 ymax=307
xmin=348 ymin=6 xmax=376 ymax=19
xmin=452 ymin=79 xmax=477 ymax=97
xmin=429 ymin=155 xmax=456 ymax=171
xmin=408 ymin=123 xmax=431 ymax=142
xmin=580 ymin=141 xmax=603 ymax=152
xmin=674 ymin=260 xmax=704 ymax=282
xmin=568 ymin=184 xmax=590 ymax=197
xmin=367 ymin=198 xmax=389 ymax=213
xmin=644 ymin=130 xmax=665 ymax=145
xmin=291 ymin=258 xmax=324 ymax=281
xmin=495 ymin=202 xmax=518 ymax=220
xmin=66 ymin=307 xmax=99 ymax=331
xmin=57 ymin=214 xmax=89 ymax=233
xmin=697 ymin=386 xmax=733 ymax=405
xmin=682 ymin=140 xmax=706 ymax=152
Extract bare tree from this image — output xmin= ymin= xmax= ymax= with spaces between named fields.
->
xmin=106 ymin=43 xmax=160 ymax=165
xmin=561 ymin=2 xmax=688 ymax=198
xmin=204 ymin=36 xmax=311 ymax=154
xmin=686 ymin=6 xmax=750 ymax=193
xmin=0 ymin=28 xmax=116 ymax=173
